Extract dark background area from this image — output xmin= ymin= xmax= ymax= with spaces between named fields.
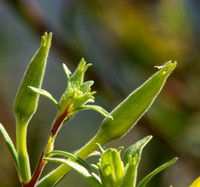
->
xmin=0 ymin=0 xmax=200 ymax=186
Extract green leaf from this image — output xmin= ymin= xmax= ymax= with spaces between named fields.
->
xmin=0 ymin=123 xmax=20 ymax=178
xmin=46 ymin=150 xmax=92 ymax=172
xmin=100 ymin=149 xmax=124 ymax=186
xmin=77 ymin=105 xmax=113 ymax=120
xmin=63 ymin=63 xmax=72 ymax=79
xmin=95 ymin=61 xmax=176 ymax=144
xmin=88 ymin=151 xmax=101 ymax=158
xmin=29 ymin=86 xmax=59 ymax=106
xmin=119 ymin=156 xmax=137 ymax=187
xmin=120 ymin=136 xmax=152 ymax=187
xmin=123 ymin=136 xmax=152 ymax=167
xmin=137 ymin=157 xmax=178 ymax=187
xmin=44 ymin=157 xmax=102 ymax=187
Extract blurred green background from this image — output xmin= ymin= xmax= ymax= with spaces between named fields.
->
xmin=0 ymin=0 xmax=200 ymax=186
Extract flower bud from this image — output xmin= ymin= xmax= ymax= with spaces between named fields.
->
xmin=99 ymin=148 xmax=124 ymax=186
xmin=95 ymin=61 xmax=176 ymax=144
xmin=14 ymin=32 xmax=52 ymax=124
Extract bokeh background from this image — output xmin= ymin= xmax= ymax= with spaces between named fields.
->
xmin=0 ymin=0 xmax=200 ymax=186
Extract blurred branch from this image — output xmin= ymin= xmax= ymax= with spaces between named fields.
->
xmin=5 ymin=0 xmax=80 ymax=64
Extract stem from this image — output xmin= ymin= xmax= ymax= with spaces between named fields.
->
xmin=27 ymin=106 xmax=70 ymax=187
xmin=23 ymin=152 xmax=46 ymax=187
xmin=16 ymin=119 xmax=31 ymax=184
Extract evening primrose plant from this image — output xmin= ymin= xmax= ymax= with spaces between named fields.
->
xmin=0 ymin=32 xmax=178 ymax=186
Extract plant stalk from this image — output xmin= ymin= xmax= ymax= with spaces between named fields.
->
xmin=36 ymin=130 xmax=107 ymax=187
xmin=16 ymin=119 xmax=31 ymax=184
xmin=27 ymin=106 xmax=70 ymax=187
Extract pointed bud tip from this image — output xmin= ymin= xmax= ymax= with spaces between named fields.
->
xmin=41 ymin=32 xmax=53 ymax=47
xmin=155 ymin=60 xmax=177 ymax=70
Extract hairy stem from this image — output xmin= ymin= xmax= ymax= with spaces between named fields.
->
xmin=26 ymin=106 xmax=70 ymax=187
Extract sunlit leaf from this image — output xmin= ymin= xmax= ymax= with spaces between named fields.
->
xmin=137 ymin=157 xmax=178 ymax=187
xmin=0 ymin=123 xmax=20 ymax=176
xmin=46 ymin=150 xmax=92 ymax=172
xmin=44 ymin=157 xmax=102 ymax=187
xmin=29 ymin=86 xmax=58 ymax=106
xmin=120 ymin=136 xmax=152 ymax=187
xmin=77 ymin=105 xmax=113 ymax=120
xmin=123 ymin=136 xmax=152 ymax=167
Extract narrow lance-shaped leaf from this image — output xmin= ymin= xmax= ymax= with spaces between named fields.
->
xmin=137 ymin=157 xmax=178 ymax=187
xmin=46 ymin=150 xmax=92 ymax=172
xmin=76 ymin=105 xmax=113 ymax=120
xmin=62 ymin=63 xmax=72 ymax=79
xmin=123 ymin=136 xmax=152 ymax=167
xmin=29 ymin=86 xmax=59 ymax=107
xmin=43 ymin=157 xmax=102 ymax=187
xmin=120 ymin=136 xmax=152 ymax=187
xmin=0 ymin=123 xmax=20 ymax=179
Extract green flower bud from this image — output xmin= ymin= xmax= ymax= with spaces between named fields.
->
xmin=99 ymin=148 xmax=124 ymax=187
xmin=14 ymin=32 xmax=52 ymax=124
xmin=95 ymin=61 xmax=176 ymax=144
xmin=58 ymin=59 xmax=92 ymax=113
xmin=73 ymin=58 xmax=91 ymax=84
xmin=58 ymin=59 xmax=112 ymax=120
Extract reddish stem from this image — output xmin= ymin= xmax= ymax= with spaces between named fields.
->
xmin=24 ymin=106 xmax=70 ymax=187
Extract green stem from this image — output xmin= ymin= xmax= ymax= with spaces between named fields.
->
xmin=16 ymin=119 xmax=31 ymax=184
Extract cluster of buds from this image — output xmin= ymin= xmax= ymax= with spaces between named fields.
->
xmin=44 ymin=136 xmax=177 ymax=187
xmin=30 ymin=58 xmax=113 ymax=126
xmin=58 ymin=58 xmax=112 ymax=120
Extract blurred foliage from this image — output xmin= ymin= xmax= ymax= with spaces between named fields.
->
xmin=0 ymin=0 xmax=200 ymax=186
